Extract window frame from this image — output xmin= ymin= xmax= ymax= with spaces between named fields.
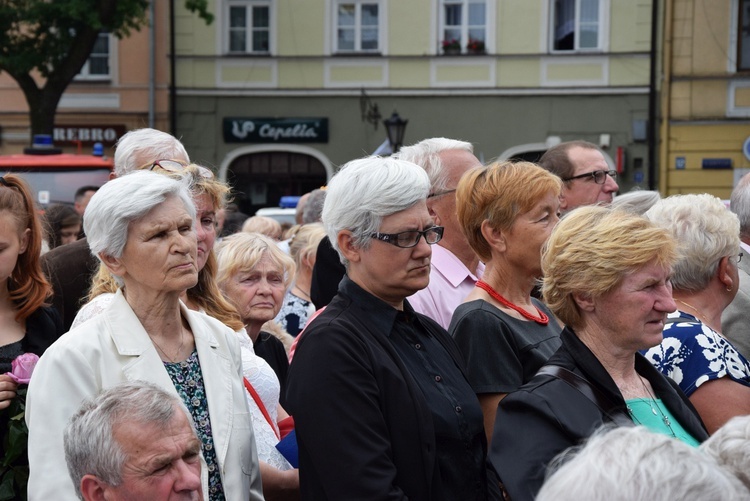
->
xmin=549 ymin=0 xmax=607 ymax=53
xmin=332 ymin=0 xmax=383 ymax=54
xmin=226 ymin=0 xmax=272 ymax=54
xmin=76 ymin=32 xmax=112 ymax=81
xmin=438 ymin=0 xmax=488 ymax=55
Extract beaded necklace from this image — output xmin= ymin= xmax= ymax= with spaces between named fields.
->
xmin=475 ymin=280 xmax=549 ymax=325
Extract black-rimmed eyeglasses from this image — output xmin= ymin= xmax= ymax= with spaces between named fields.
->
xmin=140 ymin=159 xmax=214 ymax=179
xmin=371 ymin=226 xmax=444 ymax=248
xmin=738 ymin=252 xmax=744 ymax=263
xmin=562 ymin=169 xmax=617 ymax=184
xmin=427 ymin=189 xmax=457 ymax=199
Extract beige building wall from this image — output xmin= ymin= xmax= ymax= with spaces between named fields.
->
xmin=0 ymin=2 xmax=173 ymax=154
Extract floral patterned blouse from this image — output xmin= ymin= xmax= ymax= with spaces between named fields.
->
xmin=642 ymin=310 xmax=750 ymax=396
xmin=164 ymin=350 xmax=225 ymax=501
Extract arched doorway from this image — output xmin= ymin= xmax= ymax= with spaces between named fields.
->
xmin=219 ymin=145 xmax=332 ymax=216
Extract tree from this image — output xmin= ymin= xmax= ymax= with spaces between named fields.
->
xmin=0 ymin=0 xmax=212 ymax=141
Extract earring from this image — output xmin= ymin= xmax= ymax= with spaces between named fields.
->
xmin=727 ymin=285 xmax=733 ymax=292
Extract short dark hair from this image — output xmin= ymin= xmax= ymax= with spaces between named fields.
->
xmin=538 ymin=140 xmax=601 ymax=180
xmin=74 ymin=185 xmax=99 ymax=202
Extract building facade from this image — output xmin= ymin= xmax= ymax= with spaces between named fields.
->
xmin=0 ymin=2 xmax=173 ymax=157
xmin=660 ymin=0 xmax=750 ymax=198
xmin=174 ymin=0 xmax=655 ymax=213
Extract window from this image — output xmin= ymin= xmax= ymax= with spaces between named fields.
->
xmin=228 ymin=1 xmax=270 ymax=53
xmin=77 ymin=32 xmax=110 ymax=80
xmin=439 ymin=1 xmax=487 ymax=54
xmin=551 ymin=0 xmax=602 ymax=51
xmin=739 ymin=0 xmax=750 ymax=70
xmin=335 ymin=1 xmax=380 ymax=53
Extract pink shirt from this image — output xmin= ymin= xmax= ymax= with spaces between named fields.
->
xmin=408 ymin=245 xmax=484 ymax=330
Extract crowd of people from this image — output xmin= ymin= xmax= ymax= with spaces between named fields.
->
xmin=0 ymin=127 xmax=748 ymax=500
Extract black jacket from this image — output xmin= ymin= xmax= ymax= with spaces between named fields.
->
xmin=490 ymin=327 xmax=708 ymax=501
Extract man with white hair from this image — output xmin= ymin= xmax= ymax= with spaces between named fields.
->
xmin=64 ymin=381 xmax=202 ymax=500
xmin=396 ymin=137 xmax=484 ymax=329
xmin=41 ymin=128 xmax=190 ymax=330
xmin=722 ymin=172 xmax=750 ymax=359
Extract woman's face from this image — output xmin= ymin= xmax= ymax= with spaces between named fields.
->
xmin=223 ymin=254 xmax=286 ymax=325
xmin=114 ymin=196 xmax=198 ymax=294
xmin=351 ymin=202 xmax=434 ymax=307
xmin=59 ymin=224 xmax=80 ymax=246
xmin=587 ymin=261 xmax=676 ymax=352
xmin=0 ymin=211 xmax=28 ymax=284
xmin=193 ymin=193 xmax=217 ymax=273
xmin=502 ymin=190 xmax=561 ymax=277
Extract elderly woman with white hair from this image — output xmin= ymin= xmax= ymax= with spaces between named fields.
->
xmin=643 ymin=194 xmax=750 ymax=434
xmin=537 ymin=426 xmax=749 ymax=501
xmin=26 ymin=171 xmax=263 ymax=501
xmin=286 ymin=157 xmax=495 ymax=500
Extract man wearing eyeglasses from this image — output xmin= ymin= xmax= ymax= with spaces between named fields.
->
xmin=539 ymin=140 xmax=619 ymax=213
xmin=396 ymin=138 xmax=485 ymax=329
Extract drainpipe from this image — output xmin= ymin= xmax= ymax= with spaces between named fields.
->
xmin=148 ymin=0 xmax=155 ymax=128
xmin=169 ymin=0 xmax=177 ymax=135
xmin=647 ymin=0 xmax=659 ymax=190
xmin=658 ymin=0 xmax=674 ymax=195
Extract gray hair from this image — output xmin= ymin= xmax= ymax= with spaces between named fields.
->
xmin=701 ymin=416 xmax=750 ymax=489
xmin=322 ymin=156 xmax=430 ymax=265
xmin=64 ymin=381 xmax=193 ymax=499
xmin=84 ymin=170 xmax=196 ymax=263
xmin=302 ymin=188 xmax=327 ymax=224
xmin=537 ymin=426 xmax=750 ymax=501
xmin=730 ymin=173 xmax=750 ymax=241
xmin=610 ymin=189 xmax=661 ymax=215
xmin=645 ymin=194 xmax=740 ymax=292
xmin=113 ymin=128 xmax=190 ymax=177
xmin=395 ymin=137 xmax=473 ymax=193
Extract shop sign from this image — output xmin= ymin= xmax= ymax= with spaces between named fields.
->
xmin=53 ymin=125 xmax=126 ymax=146
xmin=223 ymin=118 xmax=328 ymax=144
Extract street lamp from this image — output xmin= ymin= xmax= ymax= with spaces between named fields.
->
xmin=383 ymin=111 xmax=408 ymax=153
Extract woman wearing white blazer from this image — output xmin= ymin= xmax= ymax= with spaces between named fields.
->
xmin=26 ymin=171 xmax=263 ymax=501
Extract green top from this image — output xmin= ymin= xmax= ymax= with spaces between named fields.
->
xmin=626 ymin=398 xmax=700 ymax=447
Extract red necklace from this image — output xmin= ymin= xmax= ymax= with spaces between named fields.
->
xmin=475 ymin=280 xmax=549 ymax=325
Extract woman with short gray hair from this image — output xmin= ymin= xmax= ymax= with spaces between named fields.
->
xmin=643 ymin=193 xmax=750 ymax=434
xmin=27 ymin=171 xmax=263 ymax=501
xmin=287 ymin=156 xmax=495 ymax=500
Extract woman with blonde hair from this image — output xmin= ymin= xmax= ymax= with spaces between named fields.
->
xmin=643 ymin=194 xmax=750 ymax=434
xmin=275 ymin=223 xmax=326 ymax=336
xmin=243 ymin=215 xmax=283 ymax=241
xmin=490 ymin=206 xmax=708 ymax=501
xmin=450 ymin=160 xmax=563 ymax=444
xmin=216 ymin=232 xmax=300 ymax=498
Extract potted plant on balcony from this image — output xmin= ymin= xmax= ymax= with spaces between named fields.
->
xmin=442 ymin=38 xmax=461 ymax=55
xmin=467 ymin=38 xmax=485 ymax=55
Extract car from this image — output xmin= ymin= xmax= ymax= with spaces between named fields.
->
xmin=255 ymin=207 xmax=297 ymax=225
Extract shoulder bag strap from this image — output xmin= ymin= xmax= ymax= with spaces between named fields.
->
xmin=536 ymin=365 xmax=633 ymax=427
xmin=243 ymin=377 xmax=280 ymax=440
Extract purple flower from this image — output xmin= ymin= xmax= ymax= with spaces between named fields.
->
xmin=5 ymin=353 xmax=40 ymax=384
